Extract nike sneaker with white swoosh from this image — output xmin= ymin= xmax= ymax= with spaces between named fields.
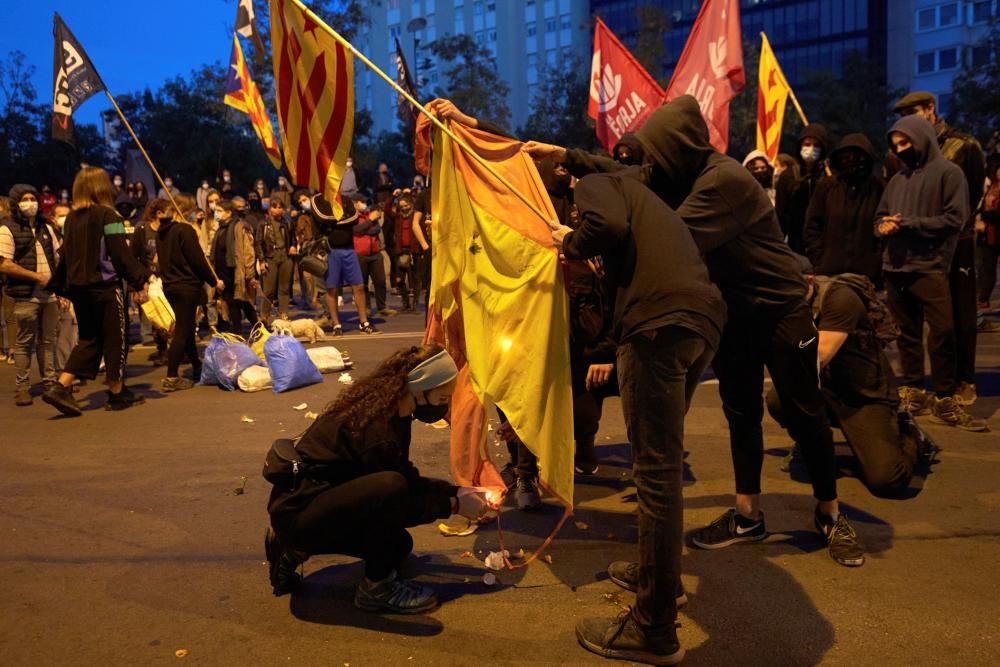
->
xmin=691 ymin=508 xmax=767 ymax=550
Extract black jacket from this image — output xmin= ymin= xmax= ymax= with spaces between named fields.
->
xmin=256 ymin=214 xmax=295 ymax=258
xmin=779 ymin=124 xmax=831 ymax=252
xmin=803 ymin=134 xmax=885 ymax=282
xmin=877 ymin=116 xmax=969 ymax=273
xmin=935 ymin=118 xmax=985 ymax=237
xmin=563 ymin=171 xmax=726 ymax=348
xmin=52 ymin=205 xmax=150 ymax=292
xmin=156 ymin=219 xmax=216 ymax=292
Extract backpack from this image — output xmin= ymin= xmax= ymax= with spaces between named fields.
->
xmin=263 ymin=437 xmax=307 ymax=488
xmin=814 ymin=273 xmax=899 ymax=346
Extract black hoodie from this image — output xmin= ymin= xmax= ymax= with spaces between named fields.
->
xmin=156 ymin=219 xmax=217 ymax=292
xmin=803 ymin=133 xmax=885 ymax=281
xmin=779 ymin=124 xmax=831 ymax=252
xmin=877 ymin=115 xmax=969 ymax=273
xmin=612 ymin=133 xmax=645 ymax=166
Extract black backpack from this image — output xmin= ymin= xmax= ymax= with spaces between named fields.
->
xmin=814 ymin=274 xmax=900 ymax=346
xmin=263 ymin=438 xmax=307 ymax=488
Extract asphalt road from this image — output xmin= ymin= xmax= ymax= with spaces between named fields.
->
xmin=2 ymin=300 xmax=999 ymax=666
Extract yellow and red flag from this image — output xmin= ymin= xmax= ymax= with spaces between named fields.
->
xmin=422 ymin=118 xmax=575 ymax=511
xmin=224 ymin=34 xmax=282 ymax=169
xmin=270 ymin=0 xmax=353 ymax=215
xmin=756 ymin=32 xmax=792 ymax=162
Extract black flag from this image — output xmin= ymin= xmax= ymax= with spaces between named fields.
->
xmin=52 ymin=13 xmax=105 ymax=146
xmin=235 ymin=0 xmax=267 ymax=67
xmin=394 ymin=37 xmax=419 ymax=128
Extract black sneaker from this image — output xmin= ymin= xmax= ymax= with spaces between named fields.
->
xmin=42 ymin=383 xmax=83 ymax=417
xmin=814 ymin=508 xmax=865 ymax=567
xmin=516 ymin=475 xmax=543 ymax=511
xmin=691 ymin=508 xmax=767 ymax=550
xmin=264 ymin=528 xmax=303 ymax=596
xmin=359 ymin=321 xmax=380 ymax=335
xmin=354 ymin=570 xmax=438 ymax=614
xmin=576 ymin=608 xmax=684 ymax=666
xmin=899 ymin=386 xmax=930 ymax=416
xmin=332 ymin=324 xmax=344 ymax=337
xmin=931 ymin=396 xmax=989 ymax=432
xmin=575 ymin=458 xmax=600 ymax=475
xmin=606 ymin=561 xmax=688 ymax=608
xmin=499 ymin=463 xmax=517 ymax=491
xmin=105 ymin=387 xmax=145 ymax=411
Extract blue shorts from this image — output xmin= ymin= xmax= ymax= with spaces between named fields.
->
xmin=325 ymin=248 xmax=364 ymax=288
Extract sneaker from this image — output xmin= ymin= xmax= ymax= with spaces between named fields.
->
xmin=931 ymin=396 xmax=989 ymax=432
xmin=6 ymin=356 xmax=14 ymax=365
xmin=499 ymin=463 xmax=517 ymax=491
xmin=15 ymin=386 xmax=32 ymax=406
xmin=378 ymin=308 xmax=398 ymax=317
xmin=898 ymin=412 xmax=939 ymax=467
xmin=105 ymin=387 xmax=145 ymax=411
xmin=332 ymin=324 xmax=343 ymax=337
xmin=41 ymin=383 xmax=83 ymax=417
xmin=354 ymin=570 xmax=438 ymax=614
xmin=899 ymin=386 xmax=930 ymax=416
xmin=264 ymin=528 xmax=303 ymax=596
xmin=575 ymin=458 xmax=600 ymax=475
xmin=780 ymin=444 xmax=799 ymax=473
xmin=516 ymin=475 xmax=543 ymax=511
xmin=360 ymin=321 xmax=380 ymax=335
xmin=151 ymin=351 xmax=168 ymax=367
xmin=955 ymin=382 xmax=977 ymax=406
xmin=691 ymin=509 xmax=767 ymax=550
xmin=815 ymin=508 xmax=865 ymax=567
xmin=576 ymin=609 xmax=684 ymax=666
xmin=606 ymin=561 xmax=688 ymax=608
xmin=161 ymin=376 xmax=195 ymax=393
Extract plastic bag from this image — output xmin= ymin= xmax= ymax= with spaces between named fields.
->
xmin=305 ymin=346 xmax=351 ymax=373
xmin=248 ymin=321 xmax=272 ymax=363
xmin=264 ymin=335 xmax=323 ymax=393
xmin=140 ymin=276 xmax=175 ymax=334
xmin=238 ymin=365 xmax=273 ymax=392
xmin=201 ymin=333 xmax=265 ymax=390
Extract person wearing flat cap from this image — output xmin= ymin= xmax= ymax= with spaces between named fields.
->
xmin=264 ymin=346 xmax=490 ymax=614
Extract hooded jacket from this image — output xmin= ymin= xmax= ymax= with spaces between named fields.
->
xmin=877 ymin=116 xmax=969 ymax=273
xmin=612 ymin=133 xmax=645 ymax=166
xmin=776 ymin=124 xmax=831 ymax=252
xmin=803 ymin=133 xmax=885 ymax=281
xmin=156 ymin=218 xmax=217 ymax=292
xmin=537 ymin=158 xmax=574 ymax=227
xmin=742 ymin=150 xmax=776 ymax=205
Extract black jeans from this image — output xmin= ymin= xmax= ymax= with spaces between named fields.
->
xmin=885 ymin=271 xmax=957 ymax=396
xmin=712 ymin=303 xmax=838 ymax=501
xmin=572 ymin=361 xmax=620 ymax=464
xmin=950 ymin=237 xmax=977 ymax=385
xmin=618 ymin=325 xmax=715 ymax=642
xmin=358 ymin=253 xmax=387 ymax=311
xmin=767 ymin=390 xmax=919 ymax=498
xmin=977 ymin=242 xmax=999 ymax=303
xmin=413 ymin=251 xmax=431 ymax=308
xmin=64 ymin=284 xmax=129 ymax=383
xmin=164 ymin=287 xmax=204 ymax=378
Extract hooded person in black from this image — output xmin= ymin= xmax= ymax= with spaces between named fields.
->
xmin=775 ymin=124 xmax=831 ymax=252
xmin=877 ymin=116 xmax=986 ymax=431
xmin=612 ymin=133 xmax=645 ymax=166
xmin=803 ymin=133 xmax=885 ymax=283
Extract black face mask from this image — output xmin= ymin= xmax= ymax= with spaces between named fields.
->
xmin=752 ymin=171 xmax=773 ymax=189
xmin=413 ymin=402 xmax=449 ymax=423
xmin=895 ymin=146 xmax=920 ymax=170
xmin=836 ymin=154 xmax=872 ymax=183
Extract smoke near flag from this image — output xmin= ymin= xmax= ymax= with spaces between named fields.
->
xmin=224 ymin=34 xmax=282 ymax=169
xmin=51 ymin=13 xmax=105 ymax=146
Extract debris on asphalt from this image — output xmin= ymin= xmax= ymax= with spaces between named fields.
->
xmin=542 ymin=554 xmax=553 ymax=564
xmin=438 ymin=520 xmax=478 ymax=536
xmin=175 ymin=649 xmax=188 ymax=658
xmin=338 ymin=373 xmax=353 ymax=384
xmin=231 ymin=476 xmax=248 ymax=496
xmin=574 ymin=521 xmax=589 ymax=530
xmin=431 ymin=419 xmax=449 ymax=429
xmin=240 ymin=415 xmax=255 ymax=424
xmin=602 ymin=591 xmax=624 ymax=606
xmin=304 ymin=411 xmax=319 ymax=420
xmin=483 ymin=572 xmax=497 ymax=586
xmin=460 ymin=551 xmax=474 ymax=559
xmin=484 ymin=550 xmax=509 ymax=570
xmin=516 ymin=548 xmax=526 ymax=560
xmin=292 ymin=403 xmax=308 ymax=411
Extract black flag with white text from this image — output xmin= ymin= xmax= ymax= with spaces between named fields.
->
xmin=52 ymin=13 xmax=105 ymax=146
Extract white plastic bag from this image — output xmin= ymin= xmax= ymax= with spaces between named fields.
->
xmin=238 ymin=365 xmax=273 ymax=393
xmin=305 ymin=346 xmax=351 ymax=373
xmin=140 ymin=276 xmax=175 ymax=334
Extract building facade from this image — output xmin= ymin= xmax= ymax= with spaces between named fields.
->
xmin=355 ymin=0 xmax=592 ymax=137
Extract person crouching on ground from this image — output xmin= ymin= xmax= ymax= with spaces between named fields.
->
xmin=264 ymin=346 xmax=490 ymax=613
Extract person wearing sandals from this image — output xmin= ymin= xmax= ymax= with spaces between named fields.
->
xmin=264 ymin=346 xmax=489 ymax=613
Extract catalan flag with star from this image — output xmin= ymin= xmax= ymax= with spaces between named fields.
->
xmin=224 ymin=34 xmax=282 ymax=168
xmin=756 ymin=32 xmax=793 ymax=163
xmin=270 ymin=0 xmax=353 ymax=216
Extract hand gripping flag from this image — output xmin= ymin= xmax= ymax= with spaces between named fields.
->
xmin=270 ymin=0 xmax=353 ymax=216
xmin=756 ymin=33 xmax=792 ymax=163
xmin=422 ymin=117 xmax=575 ymax=511
xmin=52 ymin=13 xmax=105 ymax=146
xmin=588 ymin=18 xmax=666 ymax=153
xmin=665 ymin=0 xmax=745 ymax=153
xmin=225 ymin=35 xmax=282 ymax=169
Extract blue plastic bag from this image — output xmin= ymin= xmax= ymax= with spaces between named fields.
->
xmin=264 ymin=335 xmax=323 ymax=393
xmin=201 ymin=336 xmax=265 ymax=390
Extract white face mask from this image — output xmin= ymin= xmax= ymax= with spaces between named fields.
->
xmin=113 ymin=179 xmax=122 ymax=187
xmin=299 ymin=199 xmax=311 ymax=211
xmin=19 ymin=201 xmax=38 ymax=217
xmin=214 ymin=210 xmax=226 ymax=222
xmin=202 ymin=182 xmax=209 ymax=189
xmin=346 ymin=161 xmax=353 ymax=169
xmin=223 ymin=175 xmax=232 ymax=183
xmin=164 ymin=180 xmax=173 ymax=188
xmin=54 ymin=216 xmax=67 ymax=229
xmin=801 ymin=146 xmax=821 ymax=163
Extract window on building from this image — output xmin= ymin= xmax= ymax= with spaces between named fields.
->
xmin=455 ymin=16 xmax=464 ymax=33
xmin=412 ymin=0 xmax=421 ymax=16
xmin=389 ymin=0 xmax=400 ymax=9
xmin=474 ymin=1 xmax=483 ymax=15
xmin=488 ymin=29 xmax=497 ymax=42
xmin=527 ymin=22 xmax=536 ymax=36
xmin=972 ymin=0 xmax=994 ymax=23
xmin=487 ymin=1 xmax=496 ymax=12
xmin=559 ymin=14 xmax=571 ymax=30
xmin=475 ymin=31 xmax=485 ymax=45
xmin=939 ymin=3 xmax=959 ymax=26
xmin=546 ymin=18 xmax=556 ymax=33
xmin=547 ymin=49 xmax=557 ymax=66
xmin=390 ymin=25 xmax=402 ymax=38
xmin=938 ymin=46 xmax=959 ymax=69
xmin=917 ymin=51 xmax=936 ymax=74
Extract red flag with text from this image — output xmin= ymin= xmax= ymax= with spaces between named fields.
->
xmin=665 ymin=0 xmax=745 ymax=153
xmin=588 ymin=17 xmax=666 ymax=153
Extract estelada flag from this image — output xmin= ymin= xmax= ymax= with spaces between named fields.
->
xmin=588 ymin=17 xmax=666 ymax=153
xmin=665 ymin=0 xmax=745 ymax=153
xmin=270 ymin=0 xmax=353 ymax=215
xmin=224 ymin=35 xmax=282 ymax=169
xmin=422 ymin=117 xmax=575 ymax=511
xmin=52 ymin=13 xmax=105 ymax=146
xmin=756 ymin=33 xmax=792 ymax=163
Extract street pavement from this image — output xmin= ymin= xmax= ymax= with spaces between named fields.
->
xmin=1 ymin=298 xmax=999 ymax=666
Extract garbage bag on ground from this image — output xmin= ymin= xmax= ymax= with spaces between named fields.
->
xmin=264 ymin=335 xmax=323 ymax=393
xmin=201 ymin=333 xmax=265 ymax=390
xmin=305 ymin=346 xmax=352 ymax=373
xmin=238 ymin=365 xmax=273 ymax=393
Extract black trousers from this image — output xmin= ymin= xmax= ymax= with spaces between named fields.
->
xmin=358 ymin=253 xmax=387 ymax=311
xmin=618 ymin=326 xmax=715 ymax=641
xmin=885 ymin=271 xmax=957 ymax=396
xmin=712 ymin=302 xmax=838 ymax=501
xmin=165 ymin=287 xmax=204 ymax=378
xmin=977 ymin=242 xmax=999 ymax=303
xmin=950 ymin=237 xmax=977 ymax=385
xmin=64 ymin=284 xmax=128 ymax=384
xmin=767 ymin=389 xmax=919 ymax=498
xmin=571 ymin=362 xmax=620 ymax=464
xmin=396 ymin=252 xmax=416 ymax=309
xmin=413 ymin=251 xmax=431 ymax=308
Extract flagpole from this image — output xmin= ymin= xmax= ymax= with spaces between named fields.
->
xmin=292 ymin=1 xmax=556 ymax=228
xmin=760 ymin=32 xmax=809 ymax=126
xmin=102 ymin=91 xmax=184 ymax=219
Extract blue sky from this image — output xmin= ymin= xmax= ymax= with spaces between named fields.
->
xmin=7 ymin=0 xmax=237 ymax=127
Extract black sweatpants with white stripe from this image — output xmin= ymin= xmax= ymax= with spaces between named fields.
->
xmin=64 ymin=283 xmax=129 ymax=384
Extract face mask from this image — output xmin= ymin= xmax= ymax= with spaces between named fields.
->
xmin=164 ymin=181 xmax=173 ymax=188
xmin=114 ymin=179 xmax=122 ymax=187
xmin=299 ymin=200 xmax=312 ymax=211
xmin=257 ymin=185 xmax=265 ymax=191
xmin=214 ymin=210 xmax=226 ymax=222
xmin=223 ymin=175 xmax=231 ymax=183
xmin=54 ymin=216 xmax=67 ymax=229
xmin=836 ymin=154 xmax=871 ymax=183
xmin=278 ymin=178 xmax=287 ymax=186
xmin=800 ymin=146 xmax=821 ymax=162
xmin=159 ymin=213 xmax=173 ymax=223
xmin=895 ymin=146 xmax=920 ymax=170
xmin=413 ymin=400 xmax=449 ymax=424
xmin=202 ymin=182 xmax=209 ymax=189
xmin=752 ymin=171 xmax=773 ymax=189
xmin=346 ymin=161 xmax=353 ymax=169
xmin=399 ymin=204 xmax=413 ymax=216
xmin=19 ymin=201 xmax=38 ymax=217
